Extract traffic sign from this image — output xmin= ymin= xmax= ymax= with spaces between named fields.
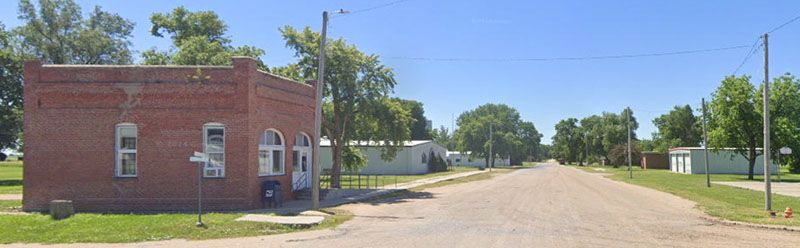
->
xmin=194 ymin=151 xmax=207 ymax=158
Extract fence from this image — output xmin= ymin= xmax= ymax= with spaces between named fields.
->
xmin=320 ymin=172 xmax=399 ymax=189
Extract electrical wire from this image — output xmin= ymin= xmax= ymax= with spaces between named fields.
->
xmin=732 ymin=37 xmax=762 ymax=75
xmin=386 ymin=45 xmax=750 ymax=62
xmin=331 ymin=0 xmax=412 ymax=19
xmin=767 ymin=11 xmax=800 ymax=34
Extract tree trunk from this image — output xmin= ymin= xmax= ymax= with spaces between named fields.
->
xmin=330 ymin=141 xmax=342 ymax=188
xmin=748 ymin=149 xmax=756 ymax=180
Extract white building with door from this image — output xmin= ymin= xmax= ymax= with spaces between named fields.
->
xmin=447 ymin=151 xmax=511 ymax=167
xmin=320 ymin=139 xmax=447 ymax=175
xmin=669 ymin=147 xmax=777 ymax=175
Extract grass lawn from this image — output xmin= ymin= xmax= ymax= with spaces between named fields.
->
xmin=324 ymin=166 xmax=480 ymax=189
xmin=364 ymin=166 xmax=523 ymax=202
xmin=569 ymin=164 xmax=800 ymax=227
xmin=0 ymin=208 xmax=352 ymax=244
xmin=0 ymin=160 xmax=22 ymax=194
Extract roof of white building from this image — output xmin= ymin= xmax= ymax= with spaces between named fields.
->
xmin=319 ymin=139 xmax=433 ymax=147
xmin=446 ymin=151 xmax=472 ymax=156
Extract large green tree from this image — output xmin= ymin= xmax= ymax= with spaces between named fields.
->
xmin=142 ymin=6 xmax=268 ymax=70
xmin=394 ymin=98 xmax=432 ymax=140
xmin=454 ymin=104 xmax=534 ymax=167
xmin=756 ymin=73 xmax=800 ymax=173
xmin=517 ymin=121 xmax=543 ymax=163
xmin=552 ymin=118 xmax=582 ymax=163
xmin=15 ymin=0 xmax=134 ymax=64
xmin=651 ymin=105 xmax=702 ymax=152
xmin=708 ymin=75 xmax=762 ymax=179
xmin=275 ymin=26 xmax=413 ymax=187
xmin=2 ymin=0 xmax=134 ymax=151
xmin=0 ymin=23 xmax=24 ymax=151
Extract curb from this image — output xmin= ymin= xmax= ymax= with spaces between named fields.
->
xmin=699 ymin=215 xmax=800 ymax=232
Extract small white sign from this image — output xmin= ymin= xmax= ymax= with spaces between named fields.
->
xmin=194 ymin=151 xmax=207 ymax=158
xmin=190 ymin=156 xmax=209 ymax=163
xmin=780 ymin=147 xmax=792 ymax=155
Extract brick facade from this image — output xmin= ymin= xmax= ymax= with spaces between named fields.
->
xmin=23 ymin=57 xmax=317 ymax=211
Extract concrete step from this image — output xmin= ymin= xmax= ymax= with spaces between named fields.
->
xmin=295 ymin=189 xmax=328 ymax=200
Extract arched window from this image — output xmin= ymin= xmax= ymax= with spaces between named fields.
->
xmin=203 ymin=123 xmax=225 ymax=177
xmin=115 ymin=123 xmax=137 ymax=177
xmin=293 ymin=133 xmax=311 ymax=174
xmin=422 ymin=153 xmax=428 ymax=164
xmin=259 ymin=129 xmax=285 ymax=176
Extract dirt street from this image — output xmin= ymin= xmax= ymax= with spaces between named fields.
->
xmin=9 ymin=163 xmax=800 ymax=247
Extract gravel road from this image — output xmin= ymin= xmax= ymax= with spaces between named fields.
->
xmin=9 ymin=163 xmax=800 ymax=247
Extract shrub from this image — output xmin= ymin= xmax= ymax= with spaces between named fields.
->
xmin=607 ymin=144 xmax=641 ymax=167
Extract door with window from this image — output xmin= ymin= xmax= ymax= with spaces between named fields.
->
xmin=293 ymin=134 xmax=312 ymax=190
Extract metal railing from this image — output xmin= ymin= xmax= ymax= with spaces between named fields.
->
xmin=293 ymin=172 xmax=308 ymax=190
xmin=320 ymin=172 xmax=399 ymax=189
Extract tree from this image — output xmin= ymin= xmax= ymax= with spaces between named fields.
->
xmin=517 ymin=121 xmax=543 ymax=163
xmin=142 ymin=6 xmax=268 ymax=70
xmin=0 ymin=22 xmax=23 ymax=150
xmin=431 ymin=126 xmax=454 ymax=150
xmin=708 ymin=75 xmax=762 ymax=180
xmin=15 ymin=0 xmax=134 ymax=64
xmin=276 ymin=26 xmax=413 ymax=188
xmin=394 ymin=98 xmax=432 ymax=140
xmin=651 ymin=105 xmax=702 ymax=152
xmin=755 ymin=73 xmax=800 ymax=173
xmin=454 ymin=104 xmax=530 ymax=167
xmin=552 ymin=118 xmax=582 ymax=163
xmin=608 ymin=144 xmax=641 ymax=167
xmin=580 ymin=115 xmax=604 ymax=164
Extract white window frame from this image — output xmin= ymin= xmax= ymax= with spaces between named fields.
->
xmin=115 ymin=123 xmax=137 ymax=177
xmin=203 ymin=123 xmax=225 ymax=178
xmin=293 ymin=133 xmax=312 ymax=173
xmin=259 ymin=129 xmax=285 ymax=176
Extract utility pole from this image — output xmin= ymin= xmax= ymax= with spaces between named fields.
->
xmin=489 ymin=122 xmax=493 ymax=172
xmin=702 ymin=98 xmax=710 ymax=188
xmin=311 ymin=11 xmax=329 ymax=210
xmin=627 ymin=107 xmax=632 ymax=179
xmin=763 ymin=33 xmax=771 ymax=211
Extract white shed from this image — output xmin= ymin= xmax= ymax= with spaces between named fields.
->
xmin=669 ymin=147 xmax=777 ymax=175
xmin=320 ymin=139 xmax=447 ymax=175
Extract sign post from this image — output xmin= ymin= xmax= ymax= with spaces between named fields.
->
xmin=190 ymin=152 xmax=209 ymax=227
xmin=779 ymin=147 xmax=792 ymax=183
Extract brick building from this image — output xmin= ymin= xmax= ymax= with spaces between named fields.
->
xmin=23 ymin=57 xmax=317 ymax=211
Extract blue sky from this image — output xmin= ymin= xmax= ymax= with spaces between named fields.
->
xmin=3 ymin=0 xmax=800 ymax=144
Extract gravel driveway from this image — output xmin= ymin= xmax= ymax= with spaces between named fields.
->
xmin=9 ymin=163 xmax=800 ymax=247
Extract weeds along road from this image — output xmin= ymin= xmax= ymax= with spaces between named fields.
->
xmin=11 ymin=163 xmax=800 ymax=248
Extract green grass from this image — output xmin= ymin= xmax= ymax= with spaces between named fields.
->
xmin=0 ymin=208 xmax=352 ymax=244
xmin=0 ymin=161 xmax=22 ymax=194
xmin=324 ymin=166 xmax=479 ymax=189
xmin=0 ymin=200 xmax=21 ymax=210
xmin=568 ymin=164 xmax=800 ymax=227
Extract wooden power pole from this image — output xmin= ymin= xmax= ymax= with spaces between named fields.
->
xmin=702 ymin=98 xmax=710 ymax=188
xmin=763 ymin=33 xmax=772 ymax=211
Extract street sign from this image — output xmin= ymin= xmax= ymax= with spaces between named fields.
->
xmin=190 ymin=156 xmax=208 ymax=163
xmin=780 ymin=147 xmax=792 ymax=155
xmin=194 ymin=151 xmax=207 ymax=157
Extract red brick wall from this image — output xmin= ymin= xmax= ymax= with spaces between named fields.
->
xmin=23 ymin=57 xmax=317 ymax=211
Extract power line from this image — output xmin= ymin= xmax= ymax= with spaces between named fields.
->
xmin=732 ymin=37 xmax=762 ymax=75
xmin=386 ymin=45 xmax=750 ymax=62
xmin=767 ymin=11 xmax=800 ymax=34
xmin=332 ymin=0 xmax=412 ymax=19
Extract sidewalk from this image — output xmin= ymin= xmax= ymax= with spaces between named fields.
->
xmin=713 ymin=181 xmax=800 ymax=197
xmin=245 ymin=169 xmax=488 ymax=215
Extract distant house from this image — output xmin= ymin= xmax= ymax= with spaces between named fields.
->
xmin=320 ymin=140 xmax=447 ymax=175
xmin=641 ymin=152 xmax=668 ymax=169
xmin=669 ymin=147 xmax=777 ymax=174
xmin=446 ymin=151 xmax=511 ymax=167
